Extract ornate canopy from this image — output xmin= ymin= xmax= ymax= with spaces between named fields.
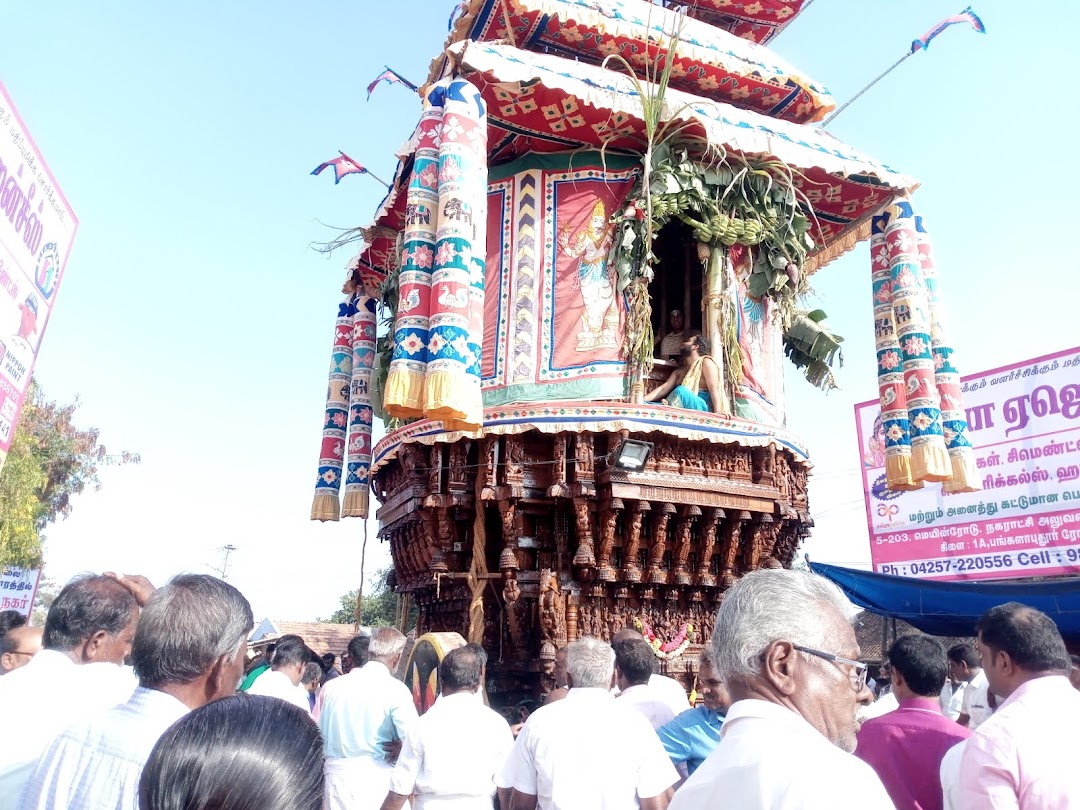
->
xmin=352 ymin=41 xmax=917 ymax=285
xmin=436 ymin=0 xmax=834 ymax=124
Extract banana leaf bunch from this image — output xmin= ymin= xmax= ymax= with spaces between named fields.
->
xmin=782 ymin=308 xmax=844 ymax=391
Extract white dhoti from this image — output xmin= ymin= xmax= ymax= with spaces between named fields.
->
xmin=324 ymin=756 xmax=406 ymax=810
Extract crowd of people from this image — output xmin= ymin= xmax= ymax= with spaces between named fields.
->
xmin=0 ymin=567 xmax=1078 ymax=809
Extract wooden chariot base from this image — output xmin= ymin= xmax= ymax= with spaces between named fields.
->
xmin=372 ymin=405 xmax=812 ymax=713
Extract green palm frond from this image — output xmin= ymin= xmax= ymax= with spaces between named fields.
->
xmin=783 ymin=309 xmax=844 ymax=391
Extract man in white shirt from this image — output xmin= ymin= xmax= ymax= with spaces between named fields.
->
xmin=614 ymin=637 xmax=676 ymax=730
xmin=381 ymin=645 xmax=513 ymax=810
xmin=248 ymin=633 xmax=313 ymax=713
xmin=19 ymin=574 xmax=253 ymax=810
xmin=319 ymin=627 xmax=418 ymax=810
xmin=502 ymin=636 xmax=679 ymax=810
xmin=611 ymin=629 xmax=691 ymax=718
xmin=959 ymin=602 xmax=1080 ymax=807
xmin=0 ymin=573 xmax=150 ymax=809
xmin=671 ymin=569 xmax=893 ymax=810
xmin=947 ymin=643 xmax=991 ymax=729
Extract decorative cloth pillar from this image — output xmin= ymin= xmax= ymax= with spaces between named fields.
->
xmin=311 ymin=294 xmax=357 ymax=521
xmin=342 ymin=294 xmax=378 ymax=517
xmin=915 ymin=215 xmax=978 ymax=493
xmin=424 ymin=78 xmax=488 ymax=431
xmin=871 ymin=197 xmax=978 ymax=492
xmin=383 ymin=83 xmax=447 ymax=419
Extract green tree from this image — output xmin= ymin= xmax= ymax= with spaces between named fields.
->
xmin=0 ymin=381 xmax=138 ymax=567
xmin=324 ymin=566 xmax=415 ymax=628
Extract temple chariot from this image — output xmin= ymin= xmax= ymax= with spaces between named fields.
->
xmin=310 ymin=0 xmax=974 ymax=712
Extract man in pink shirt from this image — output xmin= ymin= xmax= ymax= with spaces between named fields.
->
xmin=856 ymin=634 xmax=971 ymax=810
xmin=959 ymin=602 xmax=1080 ymax=808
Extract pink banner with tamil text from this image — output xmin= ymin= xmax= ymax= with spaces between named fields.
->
xmin=856 ymin=345 xmax=1080 ymax=581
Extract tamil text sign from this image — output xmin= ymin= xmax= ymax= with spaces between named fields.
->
xmin=0 ymin=82 xmax=78 ymax=470
xmin=0 ymin=566 xmax=41 ymax=616
xmin=856 ymin=346 xmax=1080 ymax=581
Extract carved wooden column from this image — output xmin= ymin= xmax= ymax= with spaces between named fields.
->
xmin=548 ymin=434 xmax=570 ymax=498
xmin=720 ymin=510 xmax=751 ymax=586
xmin=448 ymin=441 xmax=470 ymax=494
xmin=623 ymin=501 xmax=649 ymax=583
xmin=748 ymin=513 xmax=774 ymax=571
xmin=478 ymin=436 xmax=497 ymax=500
xmin=648 ymin=502 xmax=676 ymax=584
xmin=428 ymin=444 xmax=445 ymax=495
xmin=672 ymin=505 xmax=700 ymax=585
xmin=696 ymin=507 xmax=724 ymax=587
xmin=498 ymin=501 xmax=520 ymax=572
xmin=572 ymin=433 xmax=596 ymax=497
xmin=503 ymin=436 xmax=526 ymax=497
xmin=572 ymin=497 xmax=596 ymax=569
xmin=597 ymin=498 xmax=623 ymax=582
xmin=566 ymin=594 xmax=579 ymax=642
xmin=422 ymin=508 xmax=447 ymax=574
xmin=502 ymin=572 xmax=528 ymax=661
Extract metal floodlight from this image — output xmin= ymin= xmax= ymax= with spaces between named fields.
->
xmin=612 ymin=439 xmax=653 ymax=472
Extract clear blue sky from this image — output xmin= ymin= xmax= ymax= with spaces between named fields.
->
xmin=2 ymin=1 xmax=1076 ymax=621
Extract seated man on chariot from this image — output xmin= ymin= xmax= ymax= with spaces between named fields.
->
xmin=644 ymin=334 xmax=722 ymax=414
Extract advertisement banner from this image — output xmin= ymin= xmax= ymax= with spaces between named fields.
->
xmin=0 ymin=566 xmax=41 ymax=616
xmin=857 ymin=346 xmax=1080 ymax=581
xmin=0 ymin=82 xmax=79 ymax=470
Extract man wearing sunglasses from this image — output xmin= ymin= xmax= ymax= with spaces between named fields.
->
xmin=670 ymin=569 xmax=893 ymax=810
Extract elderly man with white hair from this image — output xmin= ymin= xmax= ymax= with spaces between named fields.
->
xmin=670 ymin=569 xmax=894 ymax=809
xmin=502 ymin=636 xmax=678 ymax=810
xmin=318 ymin=627 xmax=418 ymax=810
xmin=19 ymin=574 xmax=253 ymax=810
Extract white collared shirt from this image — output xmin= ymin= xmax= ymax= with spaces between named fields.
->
xmin=318 ymin=661 xmax=418 ymax=761
xmin=960 ymin=669 xmax=992 ymax=729
xmin=0 ymin=650 xmax=136 ymax=810
xmin=247 ymin=668 xmax=310 ymax=713
xmin=502 ymin=687 xmax=678 ymax=810
xmin=939 ymin=740 xmax=966 ymax=810
xmin=18 ymin=686 xmax=189 ymax=810
xmin=616 ymin=683 xmax=678 ymax=730
xmin=612 ymin=674 xmax=691 ymax=717
xmin=388 ymin=691 xmax=514 ymax=810
xmin=670 ymin=699 xmax=894 ymax=810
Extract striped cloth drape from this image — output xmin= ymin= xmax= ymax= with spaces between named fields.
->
xmin=382 ymin=84 xmax=447 ymax=419
xmin=311 ymin=294 xmax=358 ymax=520
xmin=384 ymin=78 xmax=488 ymax=432
xmin=342 ymin=294 xmax=378 ymax=517
xmin=870 ymin=197 xmax=978 ymax=492
xmin=915 ymin=214 xmax=978 ymax=493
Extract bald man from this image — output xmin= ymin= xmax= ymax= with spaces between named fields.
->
xmin=1 ymin=626 xmax=43 ymax=674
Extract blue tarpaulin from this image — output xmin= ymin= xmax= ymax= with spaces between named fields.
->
xmin=810 ymin=562 xmax=1080 ymax=642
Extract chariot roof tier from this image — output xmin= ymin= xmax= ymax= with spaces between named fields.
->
xmin=436 ymin=0 xmax=834 ymax=124
xmin=670 ymin=0 xmax=809 ymax=44
xmin=353 ymin=40 xmax=917 ymax=285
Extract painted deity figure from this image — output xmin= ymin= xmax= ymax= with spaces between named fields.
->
xmin=557 ymin=199 xmax=619 ymax=351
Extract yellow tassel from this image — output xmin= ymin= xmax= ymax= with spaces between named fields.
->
xmin=943 ymin=451 xmax=981 ymax=494
xmin=383 ymin=369 xmax=427 ymax=419
xmin=310 ymin=491 xmax=341 ymax=522
xmin=341 ymin=489 xmax=369 ymax=519
xmin=424 ymin=371 xmax=466 ymax=424
xmin=911 ymin=440 xmax=951 ymax=483
xmin=886 ymin=454 xmax=922 ymax=491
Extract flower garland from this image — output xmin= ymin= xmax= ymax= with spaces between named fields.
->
xmin=633 ymin=617 xmax=695 ymax=660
